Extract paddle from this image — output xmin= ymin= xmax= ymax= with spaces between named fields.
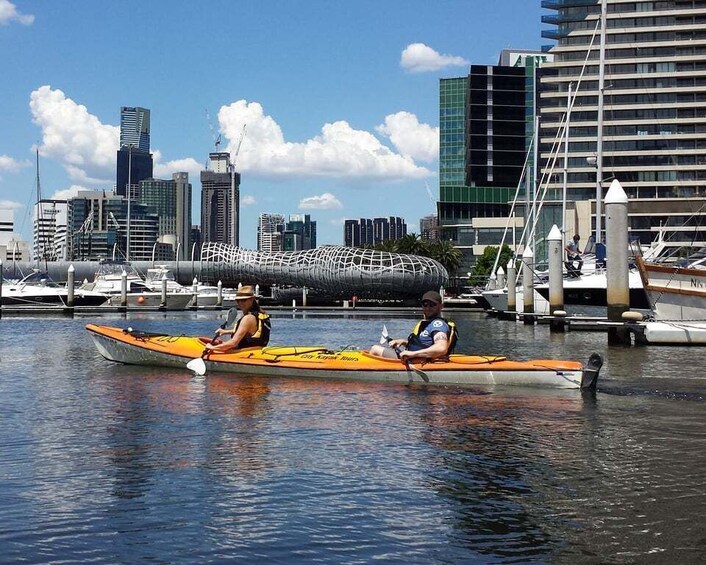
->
xmin=187 ymin=307 xmax=240 ymax=376
xmin=380 ymin=325 xmax=430 ymax=383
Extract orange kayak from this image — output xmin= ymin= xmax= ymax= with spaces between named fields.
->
xmin=86 ymin=324 xmax=601 ymax=390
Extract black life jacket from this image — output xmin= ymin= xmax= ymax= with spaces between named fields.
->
xmin=229 ymin=311 xmax=271 ymax=348
xmin=407 ymin=317 xmax=458 ymax=355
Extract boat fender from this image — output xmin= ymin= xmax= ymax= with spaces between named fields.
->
xmin=580 ymin=353 xmax=603 ymax=391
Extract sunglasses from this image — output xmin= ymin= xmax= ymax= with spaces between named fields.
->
xmin=421 ymin=300 xmax=438 ymax=307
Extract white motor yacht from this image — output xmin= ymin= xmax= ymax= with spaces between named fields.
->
xmin=143 ymin=265 xmax=238 ymax=308
xmin=1 ymin=270 xmax=108 ymax=307
xmin=80 ymin=260 xmax=192 ymax=309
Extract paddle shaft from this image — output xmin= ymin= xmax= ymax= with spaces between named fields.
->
xmin=383 ymin=332 xmax=430 ymax=383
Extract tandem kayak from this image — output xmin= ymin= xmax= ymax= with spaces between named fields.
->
xmin=85 ymin=324 xmax=602 ymax=390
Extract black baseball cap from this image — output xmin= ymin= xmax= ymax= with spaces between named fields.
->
xmin=421 ymin=290 xmax=442 ymax=304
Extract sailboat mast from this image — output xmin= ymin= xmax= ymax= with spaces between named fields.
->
xmin=35 ymin=148 xmax=45 ymax=264
xmin=562 ymin=82 xmax=572 ymax=236
xmin=595 ymin=0 xmax=607 ymax=245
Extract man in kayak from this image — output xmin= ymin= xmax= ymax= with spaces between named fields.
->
xmin=205 ymin=285 xmax=271 ymax=352
xmin=369 ymin=290 xmax=456 ymax=361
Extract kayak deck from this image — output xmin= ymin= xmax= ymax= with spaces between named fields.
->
xmin=85 ymin=324 xmax=600 ymax=390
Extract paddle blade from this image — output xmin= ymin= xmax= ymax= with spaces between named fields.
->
xmin=187 ymin=357 xmax=207 ymax=376
xmin=380 ymin=325 xmax=390 ymax=345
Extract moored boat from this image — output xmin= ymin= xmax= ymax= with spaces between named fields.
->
xmin=86 ymin=324 xmax=602 ymax=390
xmin=1 ymin=271 xmax=108 ymax=307
xmin=80 ymin=259 xmax=192 ymax=309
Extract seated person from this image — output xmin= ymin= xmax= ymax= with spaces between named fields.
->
xmin=369 ymin=290 xmax=456 ymax=362
xmin=564 ymin=234 xmax=583 ymax=277
xmin=206 ymin=286 xmax=271 ymax=352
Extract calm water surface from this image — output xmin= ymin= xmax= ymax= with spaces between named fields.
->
xmin=0 ymin=310 xmax=704 ymax=564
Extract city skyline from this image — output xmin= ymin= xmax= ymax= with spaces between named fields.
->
xmin=0 ymin=0 xmax=544 ymax=249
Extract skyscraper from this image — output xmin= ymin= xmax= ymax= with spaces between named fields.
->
xmin=343 ymin=217 xmax=406 ymax=247
xmin=257 ymin=213 xmax=285 ymax=252
xmin=200 ymin=152 xmax=240 ymax=246
xmin=540 ymin=0 xmax=706 ymax=245
xmin=139 ymin=172 xmax=192 ymax=260
xmin=284 ymin=214 xmax=317 ymax=251
xmin=116 ymin=106 xmax=153 ymax=198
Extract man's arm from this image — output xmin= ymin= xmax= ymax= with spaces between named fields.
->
xmin=399 ymin=332 xmax=449 ymax=361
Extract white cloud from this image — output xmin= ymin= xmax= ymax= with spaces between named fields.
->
xmin=0 ymin=0 xmax=34 ymax=25
xmin=376 ymin=112 xmax=438 ymax=163
xmin=27 ymin=88 xmax=435 ymax=189
xmin=0 ymin=154 xmax=30 ymax=173
xmin=30 ymin=86 xmax=118 ymax=185
xmin=218 ymin=100 xmax=432 ymax=181
xmin=49 ymin=185 xmax=94 ymax=200
xmin=299 ymin=192 xmax=343 ymax=210
xmin=0 ymin=199 xmax=23 ymax=210
xmin=242 ymin=195 xmax=256 ymax=206
xmin=400 ymin=43 xmax=469 ymax=73
xmin=153 ymin=157 xmax=203 ymax=180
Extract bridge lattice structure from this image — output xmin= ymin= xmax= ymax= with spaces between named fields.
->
xmin=200 ymin=243 xmax=448 ymax=299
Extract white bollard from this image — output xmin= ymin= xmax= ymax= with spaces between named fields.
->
xmin=192 ymin=277 xmax=198 ymax=308
xmin=496 ymin=267 xmax=505 ymax=290
xmin=506 ymin=258 xmax=516 ymax=313
xmin=67 ymin=264 xmax=75 ymax=307
xmin=605 ymin=179 xmax=630 ymax=344
xmin=161 ymin=273 xmax=168 ymax=308
xmin=522 ymin=246 xmax=535 ymax=316
xmin=217 ymin=280 xmax=223 ymax=307
xmin=120 ymin=270 xmax=128 ymax=307
xmin=546 ymin=225 xmax=564 ymax=313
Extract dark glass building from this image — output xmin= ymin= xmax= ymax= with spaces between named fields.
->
xmin=116 ymin=107 xmax=153 ymax=197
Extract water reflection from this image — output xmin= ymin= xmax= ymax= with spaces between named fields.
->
xmin=0 ymin=313 xmax=704 ymax=562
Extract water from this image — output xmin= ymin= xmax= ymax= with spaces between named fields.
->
xmin=0 ymin=310 xmax=704 ymax=563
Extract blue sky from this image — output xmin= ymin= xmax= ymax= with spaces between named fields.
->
xmin=0 ymin=0 xmax=545 ymax=249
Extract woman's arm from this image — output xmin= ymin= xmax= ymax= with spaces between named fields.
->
xmin=206 ymin=314 xmax=257 ymax=352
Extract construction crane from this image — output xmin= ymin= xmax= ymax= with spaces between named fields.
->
xmin=232 ymin=123 xmax=247 ymax=169
xmin=204 ymin=109 xmax=222 ymax=170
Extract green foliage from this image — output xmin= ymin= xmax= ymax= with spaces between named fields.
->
xmin=358 ymin=234 xmax=464 ymax=274
xmin=469 ymin=244 xmax=514 ymax=286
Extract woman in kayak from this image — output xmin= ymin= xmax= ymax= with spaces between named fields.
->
xmin=205 ymin=285 xmax=271 ymax=352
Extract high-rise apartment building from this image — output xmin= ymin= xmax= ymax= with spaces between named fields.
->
xmin=343 ymin=217 xmax=406 ymax=247
xmin=33 ymin=199 xmax=67 ymax=261
xmin=200 ymin=152 xmax=240 ymax=246
xmin=540 ymin=0 xmax=706 ymax=246
xmin=257 ymin=213 xmax=285 ymax=252
xmin=67 ymin=190 xmax=159 ymax=261
xmin=284 ymin=214 xmax=317 ymax=251
xmin=0 ymin=208 xmax=29 ymax=261
xmin=116 ymin=106 xmax=153 ymax=197
xmin=419 ymin=214 xmax=440 ymax=241
xmin=139 ymin=172 xmax=192 ymax=260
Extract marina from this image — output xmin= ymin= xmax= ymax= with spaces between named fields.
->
xmin=0 ymin=310 xmax=704 ymax=562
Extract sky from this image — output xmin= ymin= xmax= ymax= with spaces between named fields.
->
xmin=0 ymin=0 xmax=545 ymax=249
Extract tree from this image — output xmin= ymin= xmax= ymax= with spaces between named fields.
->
xmin=395 ymin=233 xmax=427 ymax=256
xmin=469 ymin=245 xmax=514 ymax=287
xmin=427 ymin=239 xmax=463 ymax=275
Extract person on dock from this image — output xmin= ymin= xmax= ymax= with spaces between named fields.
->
xmin=564 ymin=234 xmax=583 ymax=277
xmin=369 ymin=290 xmax=457 ymax=361
xmin=206 ymin=285 xmax=271 ymax=352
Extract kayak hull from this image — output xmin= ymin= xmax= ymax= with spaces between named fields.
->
xmin=86 ymin=324 xmax=599 ymax=390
